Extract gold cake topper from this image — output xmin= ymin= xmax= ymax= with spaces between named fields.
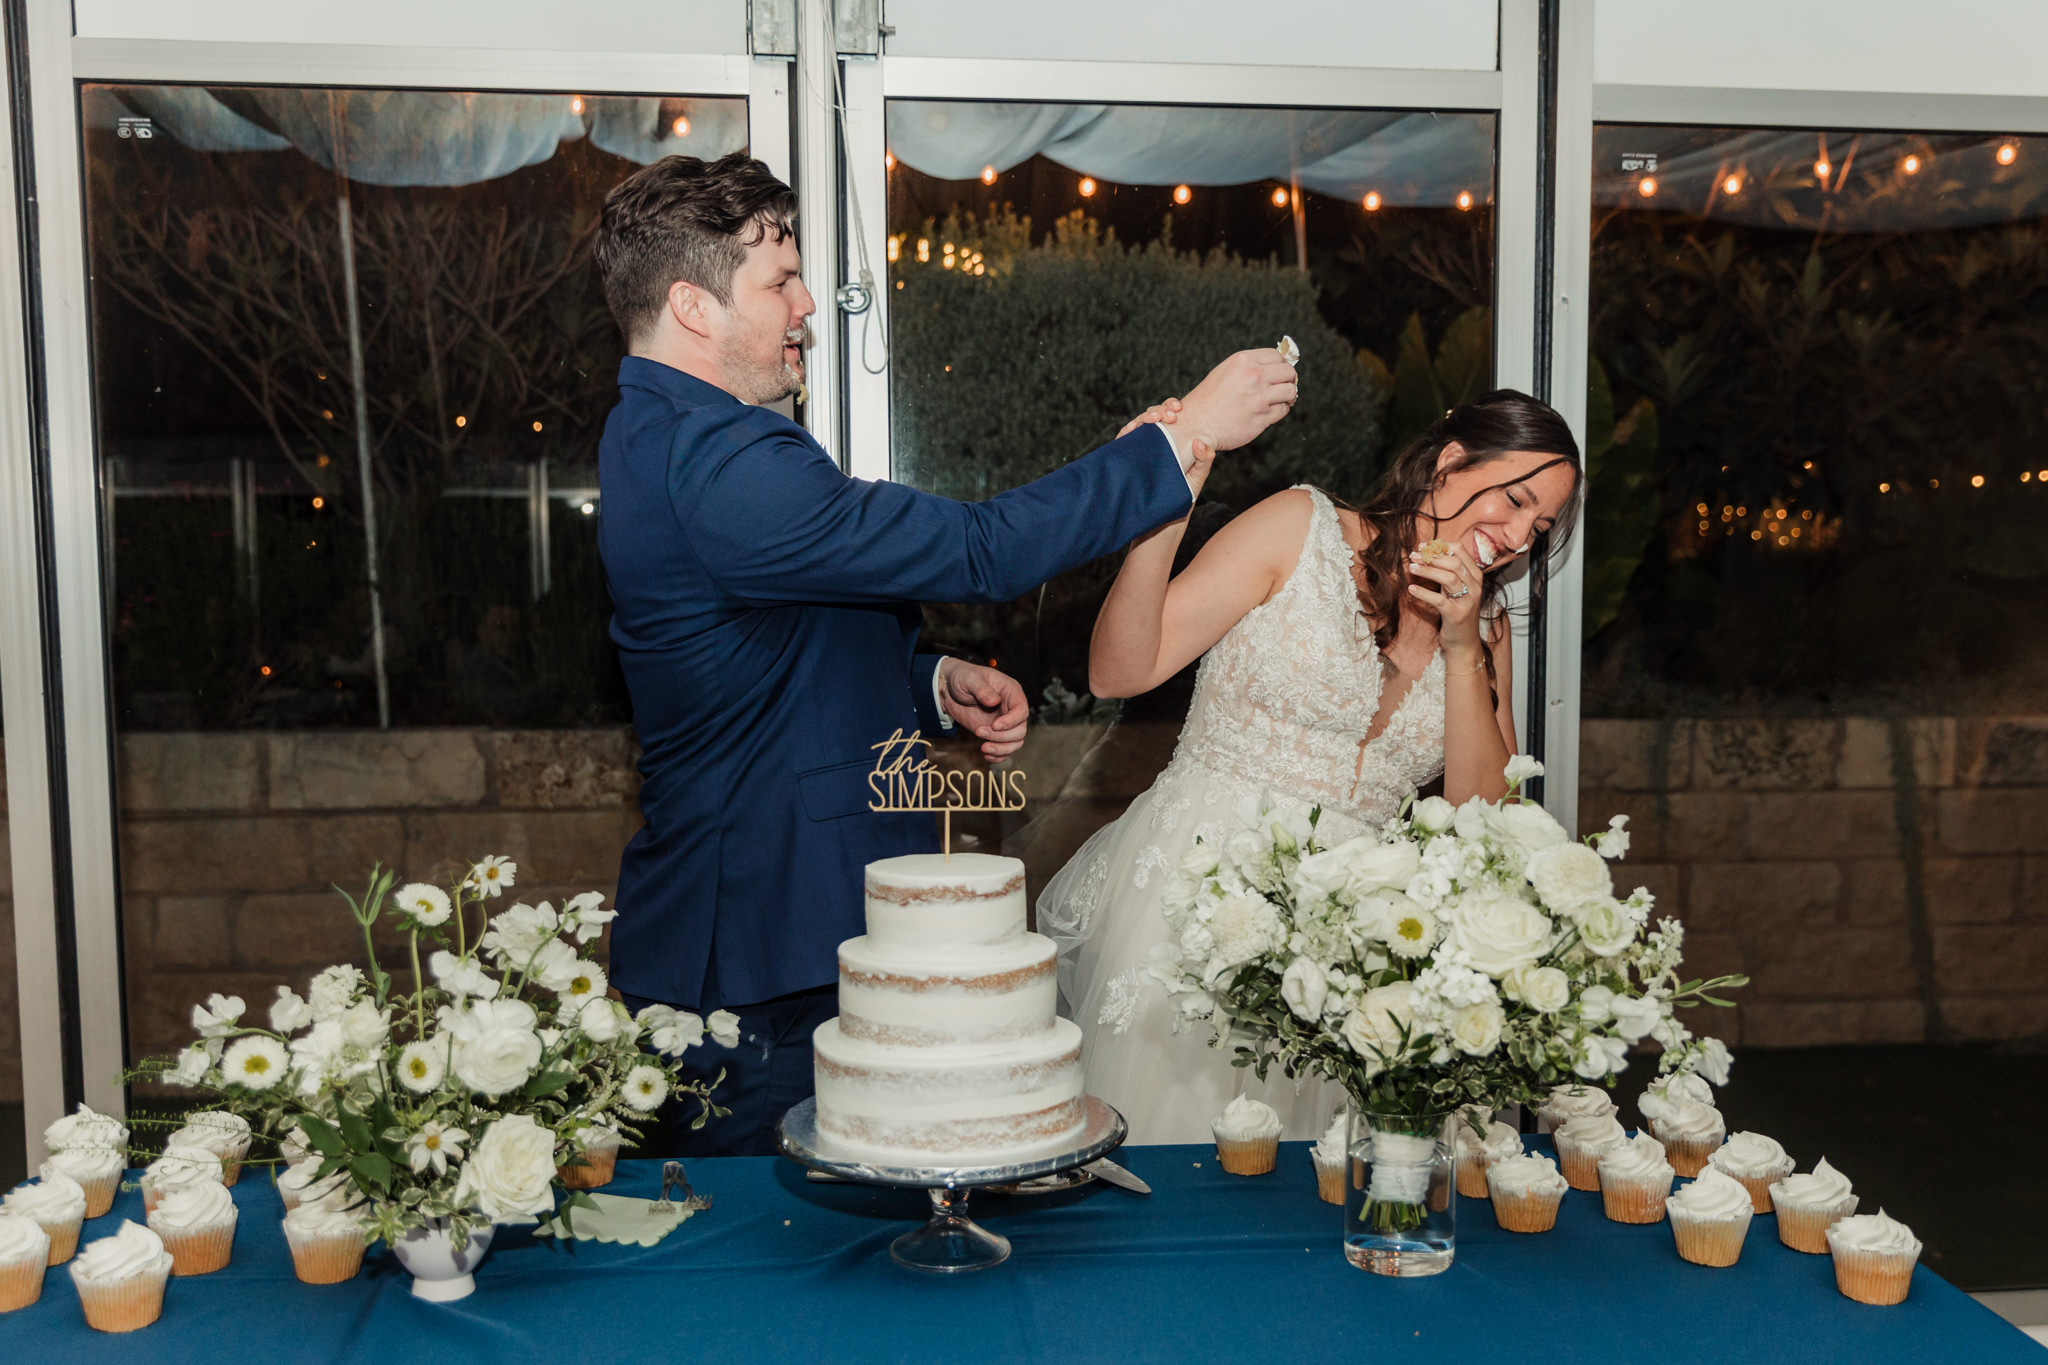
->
xmin=867 ymin=728 xmax=1027 ymax=859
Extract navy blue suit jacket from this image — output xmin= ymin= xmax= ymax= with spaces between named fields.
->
xmin=599 ymin=357 xmax=1192 ymax=1009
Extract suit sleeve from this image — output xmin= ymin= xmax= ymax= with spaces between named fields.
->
xmin=680 ymin=421 xmax=1192 ymax=608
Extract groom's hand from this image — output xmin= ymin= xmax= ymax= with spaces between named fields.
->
xmin=1177 ymin=348 xmax=1299 ymax=453
xmin=938 ymin=659 xmax=1030 ymax=761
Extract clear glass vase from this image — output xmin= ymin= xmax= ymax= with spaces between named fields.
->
xmin=1344 ymin=1106 xmax=1457 ymax=1276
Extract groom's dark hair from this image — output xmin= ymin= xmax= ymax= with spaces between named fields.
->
xmin=594 ymin=151 xmax=800 ymax=344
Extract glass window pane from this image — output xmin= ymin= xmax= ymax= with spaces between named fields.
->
xmin=81 ymin=83 xmax=745 ymax=1075
xmin=885 ymin=99 xmax=1496 ymax=894
xmin=1583 ymin=124 xmax=2048 ymax=1290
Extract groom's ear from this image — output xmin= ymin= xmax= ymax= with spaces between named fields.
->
xmin=666 ymin=279 xmax=716 ymax=341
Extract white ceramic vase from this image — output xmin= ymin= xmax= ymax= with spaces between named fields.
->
xmin=392 ymin=1218 xmax=496 ymax=1302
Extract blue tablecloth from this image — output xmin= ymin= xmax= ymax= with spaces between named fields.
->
xmin=8 ymin=1141 xmax=2037 ymax=1364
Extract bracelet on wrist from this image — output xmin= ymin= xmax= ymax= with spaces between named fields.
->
xmin=1445 ymin=657 xmax=1488 ymax=677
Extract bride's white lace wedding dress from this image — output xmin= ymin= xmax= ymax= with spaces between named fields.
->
xmin=1040 ymin=487 xmax=1447 ymax=1145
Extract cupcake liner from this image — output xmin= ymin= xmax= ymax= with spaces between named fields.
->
xmin=1773 ymin=1193 xmax=1860 ymax=1253
xmin=1489 ymin=1187 xmax=1564 ymax=1234
xmin=1213 ymin=1134 xmax=1278 ymax=1177
xmin=36 ymin=1214 xmax=82 ymax=1266
xmin=72 ymin=1268 xmax=169 ymax=1332
xmin=1455 ymin=1157 xmax=1491 ymax=1200
xmin=1724 ymin=1170 xmax=1782 ymax=1215
xmin=141 ymin=1185 xmax=161 ymax=1217
xmin=557 ymin=1142 xmax=620 ymax=1191
xmin=1312 ymin=1154 xmax=1347 ymax=1206
xmin=217 ymin=1138 xmax=251 ymax=1188
xmin=0 ymin=1251 xmax=46 ymax=1312
xmin=1653 ymin=1127 xmax=1723 ymax=1178
xmin=1831 ymin=1245 xmax=1918 ymax=1305
xmin=1599 ymin=1170 xmax=1672 ymax=1224
xmin=75 ymin=1171 xmax=121 ymax=1221
xmin=154 ymin=1216 xmax=235 ymax=1277
xmin=1668 ymin=1204 xmax=1752 ymax=1267
xmin=1553 ymin=1135 xmax=1608 ymax=1192
xmin=283 ymin=1222 xmax=366 ymax=1285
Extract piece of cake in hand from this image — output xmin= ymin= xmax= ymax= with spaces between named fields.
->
xmin=1454 ymin=1112 xmax=1522 ymax=1199
xmin=0 ymin=1214 xmax=49 ymax=1311
xmin=1665 ymin=1167 xmax=1754 ymax=1267
xmin=1553 ymin=1112 xmax=1629 ymax=1191
xmin=146 ymin=1181 xmax=236 ymax=1276
xmin=1827 ymin=1209 xmax=1921 ymax=1305
xmin=1770 ymin=1158 xmax=1859 ymax=1253
xmin=1535 ymin=1083 xmax=1616 ymax=1134
xmin=1708 ymin=1131 xmax=1795 ymax=1214
xmin=1212 ymin=1097 xmax=1282 ymax=1176
xmin=1598 ymin=1133 xmax=1674 ymax=1224
xmin=1487 ymin=1152 xmax=1569 ymax=1233
xmin=1311 ymin=1113 xmax=1348 ymax=1205
xmin=3 ymin=1167 xmax=87 ymax=1265
xmin=69 ymin=1222 xmax=173 ymax=1333
xmin=1646 ymin=1097 xmax=1725 ymax=1177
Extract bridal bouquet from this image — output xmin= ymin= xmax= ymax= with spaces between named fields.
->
xmin=1152 ymin=758 xmax=1744 ymax=1223
xmin=135 ymin=856 xmax=731 ymax=1246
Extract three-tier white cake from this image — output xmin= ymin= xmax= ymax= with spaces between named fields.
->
xmin=811 ymin=852 xmax=1088 ymax=1167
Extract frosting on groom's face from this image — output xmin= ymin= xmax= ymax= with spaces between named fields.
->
xmin=711 ymin=228 xmax=816 ymax=405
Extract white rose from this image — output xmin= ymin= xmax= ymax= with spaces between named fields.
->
xmin=1410 ymin=795 xmax=1456 ymax=834
xmin=1574 ymin=897 xmax=1638 ymax=957
xmin=1524 ymin=842 xmax=1613 ymax=914
xmin=339 ymin=1000 xmax=389 ymax=1051
xmin=1290 ymin=847 xmax=1352 ymax=904
xmin=1442 ymin=886 xmax=1554 ymax=978
xmin=707 ymin=1010 xmax=742 ymax=1048
xmin=452 ymin=1114 xmax=558 ymax=1222
xmin=1343 ymin=981 xmax=1421 ymax=1071
xmin=270 ymin=986 xmax=313 ymax=1034
xmin=1503 ymin=964 xmax=1570 ymax=1014
xmin=446 ymin=999 xmax=544 ymax=1096
xmin=577 ymin=997 xmax=628 ymax=1044
xmin=1449 ymin=1000 xmax=1505 ymax=1056
xmin=1490 ymin=801 xmax=1569 ymax=864
xmin=1279 ymin=958 xmax=1328 ymax=1022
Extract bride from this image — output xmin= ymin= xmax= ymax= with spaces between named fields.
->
xmin=1040 ymin=390 xmax=1582 ymax=1144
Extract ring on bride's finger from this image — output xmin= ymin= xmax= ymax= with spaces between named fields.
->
xmin=1449 ymin=585 xmax=1471 ymax=599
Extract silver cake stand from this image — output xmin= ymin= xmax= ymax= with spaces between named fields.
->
xmin=777 ymin=1095 xmax=1127 ymax=1273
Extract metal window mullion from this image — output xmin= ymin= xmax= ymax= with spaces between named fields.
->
xmin=1591 ymin=84 xmax=2048 ymax=136
xmin=793 ymin=0 xmax=845 ymax=464
xmin=880 ymin=55 xmax=1503 ymax=108
xmin=839 ymin=54 xmax=889 ymax=482
xmin=1494 ymin=0 xmax=1541 ymax=752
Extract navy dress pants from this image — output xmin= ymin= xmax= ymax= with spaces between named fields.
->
xmin=618 ymin=986 xmax=837 ymax=1158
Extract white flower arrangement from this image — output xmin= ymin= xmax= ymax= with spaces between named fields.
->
xmin=1152 ymin=759 xmax=1746 ymax=1225
xmin=133 ymin=858 xmax=732 ymax=1246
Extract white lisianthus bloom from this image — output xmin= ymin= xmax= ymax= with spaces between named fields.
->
xmin=1572 ymin=1033 xmax=1630 ymax=1080
xmin=307 ymin=965 xmax=366 ymax=1021
xmin=1290 ymin=847 xmax=1352 ymax=905
xmin=220 ymin=1035 xmax=289 ymax=1090
xmin=524 ymin=939 xmax=582 ymax=993
xmin=190 ymin=993 xmax=245 ymax=1038
xmin=1574 ymin=897 xmax=1638 ymax=957
xmin=1383 ymin=904 xmax=1440 ymax=960
xmin=1525 ymin=842 xmax=1613 ymax=914
xmin=1609 ymin=992 xmax=1666 ymax=1044
xmin=640 ymin=1006 xmax=705 ymax=1057
xmin=1410 ymin=795 xmax=1457 ymax=835
xmin=1279 ymin=958 xmax=1328 ymax=1022
xmin=1452 ymin=796 xmax=1492 ymax=842
xmin=1181 ymin=841 xmax=1220 ymax=879
xmin=1449 ymin=1000 xmax=1505 ymax=1056
xmin=622 ymin=1064 xmax=670 ymax=1112
xmin=577 ymin=996 xmax=628 ymax=1044
xmin=1592 ymin=814 xmax=1631 ymax=860
xmin=270 ymin=986 xmax=313 ymax=1033
xmin=339 ymin=1000 xmax=390 ymax=1051
xmin=167 ymin=1044 xmax=212 ymax=1086
xmin=406 ymin=1120 xmax=468 ymax=1176
xmin=430 ymin=950 xmax=501 ymax=1000
xmin=1503 ymin=754 xmax=1545 ymax=788
xmin=396 ymin=1038 xmax=448 ymax=1093
xmin=1489 ymin=801 xmax=1570 ymax=868
xmin=453 ymin=1114 xmax=555 ymax=1221
xmin=706 ymin=1009 xmax=742 ymax=1048
xmin=395 ymin=882 xmax=453 ymax=926
xmin=1503 ymin=964 xmax=1571 ymax=1013
xmin=1442 ymin=886 xmax=1554 ymax=978
xmin=446 ymin=998 xmax=544 ymax=1096
xmin=1203 ymin=892 xmax=1283 ymax=983
xmin=1325 ymin=838 xmax=1423 ymax=901
xmin=465 ymin=854 xmax=518 ymax=899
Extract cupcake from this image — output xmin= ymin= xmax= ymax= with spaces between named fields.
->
xmin=1310 ymin=1113 xmax=1348 ymax=1205
xmin=1638 ymin=1070 xmax=1714 ymax=1126
xmin=0 ymin=1214 xmax=49 ymax=1311
xmin=1455 ymin=1116 xmax=1522 ymax=1199
xmin=69 ymin=1221 xmax=173 ymax=1332
xmin=1535 ymin=1084 xmax=1617 ymax=1134
xmin=1709 ymin=1131 xmax=1796 ymax=1214
xmin=146 ymin=1181 xmax=236 ymax=1276
xmin=1770 ymin=1158 xmax=1859 ymax=1253
xmin=1597 ymin=1133 xmax=1674 ymax=1224
xmin=282 ymin=1198 xmax=368 ymax=1285
xmin=1665 ymin=1166 xmax=1754 ymax=1267
xmin=45 ymin=1104 xmax=130 ymax=1156
xmin=1553 ymin=1112 xmax=1629 ymax=1191
xmin=1210 ymin=1096 xmax=1282 ymax=1176
xmin=170 ymin=1113 xmax=252 ymax=1187
xmin=43 ymin=1143 xmax=124 ymax=1221
xmin=140 ymin=1144 xmax=224 ymax=1215
xmin=278 ymin=1124 xmax=313 ymax=1167
xmin=277 ymin=1160 xmax=352 ymax=1213
xmin=1827 ymin=1209 xmax=1921 ymax=1305
xmin=4 ymin=1167 xmax=88 ymax=1263
xmin=558 ymin=1126 xmax=622 ymax=1190
xmin=1486 ymin=1152 xmax=1569 ymax=1233
xmin=1646 ymin=1097 xmax=1725 ymax=1177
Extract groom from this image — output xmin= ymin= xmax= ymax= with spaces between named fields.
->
xmin=592 ymin=151 xmax=1297 ymax=1155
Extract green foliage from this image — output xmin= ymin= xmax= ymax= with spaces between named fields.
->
xmin=1373 ymin=306 xmax=1494 ymax=456
xmin=1580 ymin=356 xmax=1662 ymax=639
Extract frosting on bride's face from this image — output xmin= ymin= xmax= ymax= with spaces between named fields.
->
xmin=1423 ymin=446 xmax=1578 ymax=572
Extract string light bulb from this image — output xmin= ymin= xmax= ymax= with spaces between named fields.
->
xmin=260 ymin=665 xmax=272 ymax=677
xmin=1722 ymin=174 xmax=1743 ymax=195
xmin=980 ymin=165 xmax=996 ymax=185
xmin=454 ymin=415 xmax=467 ymax=428
xmin=1998 ymin=143 xmax=2018 ymax=166
xmin=671 ymin=115 xmax=690 ymax=138
xmin=1638 ymin=176 xmax=1657 ymax=197
xmin=1172 ymin=184 xmax=1191 ymax=204
xmin=569 ymin=96 xmax=585 ymax=115
xmin=1456 ymin=191 xmax=1474 ymax=211
xmin=311 ymin=496 xmax=324 ymax=509
xmin=884 ymin=150 xmax=895 ymax=170
xmin=1079 ymin=177 xmax=1096 ymax=197
xmin=1363 ymin=191 xmax=1381 ymax=211
xmin=1902 ymin=153 xmax=1922 ymax=174
xmin=1814 ymin=158 xmax=1831 ymax=179
xmin=886 ymin=236 xmax=900 ymax=262
xmin=1972 ymin=474 xmax=1986 ymax=487
xmin=1271 ymin=187 xmax=1290 ymax=207
xmin=580 ymin=501 xmax=596 ymax=515
xmin=916 ymin=238 xmax=930 ymax=262
xmin=531 ymin=420 xmax=543 ymax=433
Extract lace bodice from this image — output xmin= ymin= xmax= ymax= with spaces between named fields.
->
xmin=1163 ymin=486 xmax=1445 ymax=827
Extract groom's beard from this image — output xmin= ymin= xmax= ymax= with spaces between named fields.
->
xmin=722 ymin=325 xmax=809 ymax=406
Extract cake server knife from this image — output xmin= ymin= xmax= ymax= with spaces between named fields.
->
xmin=1083 ymin=1157 xmax=1151 ymax=1195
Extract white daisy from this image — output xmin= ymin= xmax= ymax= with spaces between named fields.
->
xmin=396 ymin=1039 xmax=447 ymax=1094
xmin=395 ymin=882 xmax=454 ymax=927
xmin=1385 ymin=907 xmax=1440 ymax=960
xmin=465 ymin=855 xmax=517 ymax=899
xmin=406 ymin=1121 xmax=468 ymax=1175
xmin=622 ymin=1064 xmax=669 ymax=1112
xmin=555 ymin=961 xmax=608 ymax=1008
xmin=220 ymin=1035 xmax=289 ymax=1090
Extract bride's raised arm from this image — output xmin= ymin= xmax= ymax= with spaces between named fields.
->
xmin=1087 ymin=485 xmax=1317 ymax=699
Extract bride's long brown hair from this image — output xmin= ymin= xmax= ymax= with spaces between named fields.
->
xmin=1338 ymin=388 xmax=1582 ymax=679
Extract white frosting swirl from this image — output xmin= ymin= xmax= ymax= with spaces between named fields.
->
xmin=4 ymin=1167 xmax=86 ymax=1221
xmin=1773 ymin=1157 xmax=1855 ymax=1206
xmin=0 ymin=1214 xmax=48 ymax=1263
xmin=1486 ymin=1152 xmax=1567 ymax=1198
xmin=1458 ymin=1119 xmax=1522 ymax=1165
xmin=1826 ymin=1209 xmax=1920 ymax=1256
xmin=1540 ymin=1086 xmax=1616 ymax=1123
xmin=46 ymin=1103 xmax=128 ymax=1152
xmin=72 ymin=1221 xmax=172 ymax=1282
xmin=170 ymin=1116 xmax=248 ymax=1157
xmin=149 ymin=1181 xmax=236 ymax=1231
xmin=1709 ymin=1130 xmax=1793 ymax=1179
xmin=283 ymin=1203 xmax=366 ymax=1237
xmin=144 ymin=1143 xmax=224 ymax=1191
xmin=1599 ymin=1132 xmax=1673 ymax=1181
xmin=184 ymin=1110 xmax=250 ymax=1138
xmin=1313 ymin=1114 xmax=1348 ymax=1163
xmin=281 ymin=1163 xmax=355 ymax=1211
xmin=1650 ymin=1098 xmax=1725 ymax=1142
xmin=1556 ymin=1112 xmax=1629 ymax=1155
xmin=43 ymin=1144 xmax=122 ymax=1184
xmin=1212 ymin=1096 xmax=1282 ymax=1141
xmin=1639 ymin=1071 xmax=1714 ymax=1124
xmin=1666 ymin=1166 xmax=1752 ymax=1220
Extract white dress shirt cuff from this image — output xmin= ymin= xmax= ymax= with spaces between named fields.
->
xmin=932 ymin=657 xmax=955 ymax=730
xmin=1154 ymin=423 xmax=1199 ymax=501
